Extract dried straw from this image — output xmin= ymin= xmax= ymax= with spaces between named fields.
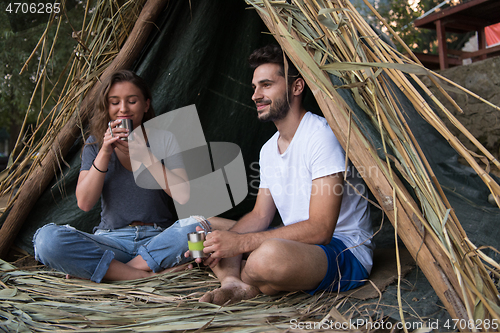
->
xmin=0 ymin=259 xmax=436 ymax=332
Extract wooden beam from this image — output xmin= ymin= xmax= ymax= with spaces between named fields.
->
xmin=442 ymin=20 xmax=489 ymax=34
xmin=412 ymin=52 xmax=462 ymax=67
xmin=0 ymin=0 xmax=170 ymax=258
xmin=436 ymin=19 xmax=448 ymax=70
xmin=419 ymin=15 xmax=491 ymax=33
xmin=462 ymin=43 xmax=500 ymax=58
xmin=478 ymin=28 xmax=487 ymax=61
xmin=414 ymin=0 xmax=492 ymax=28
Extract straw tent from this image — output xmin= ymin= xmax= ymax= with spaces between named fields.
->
xmin=1 ymin=0 xmax=499 ymax=331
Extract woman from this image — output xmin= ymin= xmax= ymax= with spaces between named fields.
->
xmin=33 ymin=70 xmax=221 ymax=282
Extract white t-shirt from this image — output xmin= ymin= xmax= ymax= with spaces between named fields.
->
xmin=259 ymin=112 xmax=374 ymax=273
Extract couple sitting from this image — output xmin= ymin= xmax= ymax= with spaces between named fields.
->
xmin=33 ymin=44 xmax=374 ymax=305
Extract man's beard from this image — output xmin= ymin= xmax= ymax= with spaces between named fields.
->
xmin=257 ymin=90 xmax=291 ymax=122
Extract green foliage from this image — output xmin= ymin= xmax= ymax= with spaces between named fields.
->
xmin=0 ymin=0 xmax=82 ymax=151
xmin=352 ymin=0 xmax=473 ymax=54
xmin=0 ymin=6 xmax=39 ymax=132
xmin=385 ymin=0 xmax=440 ymax=53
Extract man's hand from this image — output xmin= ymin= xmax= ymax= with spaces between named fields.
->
xmin=203 ymin=230 xmax=244 ymax=259
xmin=184 ymin=249 xmax=221 ymax=268
xmin=183 ymin=226 xmax=225 ymax=268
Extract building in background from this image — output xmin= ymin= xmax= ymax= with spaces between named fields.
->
xmin=485 ymin=23 xmax=500 ymax=47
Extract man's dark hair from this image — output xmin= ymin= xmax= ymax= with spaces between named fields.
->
xmin=249 ymin=44 xmax=307 ymax=99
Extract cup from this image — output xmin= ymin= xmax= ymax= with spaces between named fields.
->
xmin=117 ymin=119 xmax=133 ymax=141
xmin=187 ymin=231 xmax=207 ymax=258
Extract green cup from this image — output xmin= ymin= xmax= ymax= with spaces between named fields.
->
xmin=188 ymin=231 xmax=207 ymax=258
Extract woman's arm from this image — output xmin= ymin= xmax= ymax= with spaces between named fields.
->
xmin=76 ymin=121 xmax=123 ymax=211
xmin=134 ymin=151 xmax=190 ymax=204
xmin=129 ymin=129 xmax=190 ymax=204
xmin=75 ymin=150 xmax=111 ymax=211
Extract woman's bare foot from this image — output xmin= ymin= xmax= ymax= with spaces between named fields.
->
xmin=157 ymin=262 xmax=193 ymax=274
xmin=199 ymin=276 xmax=260 ymax=305
xmin=65 ymin=274 xmax=88 ymax=280
xmin=66 ymin=262 xmax=193 ymax=282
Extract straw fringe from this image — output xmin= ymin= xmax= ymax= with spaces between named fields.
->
xmin=1 ymin=260 xmax=439 ymax=332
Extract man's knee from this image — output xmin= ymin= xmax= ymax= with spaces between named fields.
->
xmin=244 ymin=238 xmax=288 ymax=282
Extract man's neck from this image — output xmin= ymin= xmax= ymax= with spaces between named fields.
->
xmin=274 ymin=105 xmax=306 ymax=152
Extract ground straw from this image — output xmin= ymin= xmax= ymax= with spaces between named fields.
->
xmin=0 ymin=260 xmax=435 ymax=332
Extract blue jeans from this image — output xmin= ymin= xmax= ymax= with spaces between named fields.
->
xmin=33 ymin=217 xmax=206 ymax=283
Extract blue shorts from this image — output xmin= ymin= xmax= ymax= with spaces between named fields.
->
xmin=307 ymin=237 xmax=368 ymax=294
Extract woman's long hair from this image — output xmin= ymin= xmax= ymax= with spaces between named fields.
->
xmin=89 ymin=70 xmax=155 ymax=147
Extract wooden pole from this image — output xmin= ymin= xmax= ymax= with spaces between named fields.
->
xmin=478 ymin=27 xmax=488 ymax=61
xmin=0 ymin=0 xmax=169 ymax=258
xmin=255 ymin=9 xmax=469 ymax=322
xmin=436 ymin=20 xmax=448 ymax=70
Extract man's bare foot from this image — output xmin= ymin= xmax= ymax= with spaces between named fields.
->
xmin=199 ymin=276 xmax=260 ymax=305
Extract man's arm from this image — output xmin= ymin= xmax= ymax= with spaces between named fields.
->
xmin=205 ymin=173 xmax=344 ymax=259
xmin=231 ymin=188 xmax=277 ymax=233
xmin=202 ymin=187 xmax=277 ymax=260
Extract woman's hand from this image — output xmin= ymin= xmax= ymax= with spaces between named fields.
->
xmin=76 ymin=119 xmax=128 ymax=211
xmin=76 ymin=122 xmax=125 ymax=211
xmin=128 ymin=127 xmax=154 ymax=170
xmin=105 ymin=119 xmax=130 ymax=156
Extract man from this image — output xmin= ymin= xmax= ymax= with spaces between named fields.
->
xmin=196 ymin=44 xmax=374 ymax=305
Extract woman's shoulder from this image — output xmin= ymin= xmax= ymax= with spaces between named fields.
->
xmin=82 ymin=136 xmax=99 ymax=156
xmin=84 ymin=135 xmax=98 ymax=145
xmin=80 ymin=136 xmax=100 ymax=168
